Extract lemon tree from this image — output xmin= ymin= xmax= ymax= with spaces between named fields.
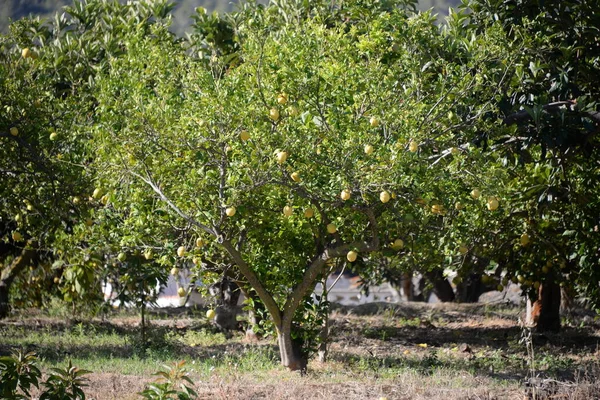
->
xmin=0 ymin=0 xmax=177 ymax=318
xmin=90 ymin=0 xmax=525 ymax=369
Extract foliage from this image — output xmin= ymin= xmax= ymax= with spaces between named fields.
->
xmin=139 ymin=361 xmax=198 ymax=400
xmin=40 ymin=360 xmax=91 ymax=400
xmin=0 ymin=351 xmax=90 ymax=400
xmin=0 ymin=350 xmax=41 ymax=399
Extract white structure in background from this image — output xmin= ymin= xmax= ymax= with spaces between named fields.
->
xmin=155 ymin=274 xmax=207 ymax=307
xmin=104 ymin=270 xmax=401 ymax=308
xmin=315 ymin=273 xmax=402 ymax=305
xmin=103 ymin=269 xmax=207 ymax=307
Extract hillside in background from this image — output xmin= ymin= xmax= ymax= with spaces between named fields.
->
xmin=0 ymin=0 xmax=461 ymax=35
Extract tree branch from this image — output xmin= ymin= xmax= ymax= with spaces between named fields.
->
xmin=220 ymin=239 xmax=282 ymax=327
xmin=282 ymin=209 xmax=380 ymax=326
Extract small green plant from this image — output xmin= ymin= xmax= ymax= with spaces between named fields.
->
xmin=40 ymin=360 xmax=91 ymax=400
xmin=0 ymin=350 xmax=42 ymax=399
xmin=0 ymin=351 xmax=90 ymax=400
xmin=139 ymin=361 xmax=197 ymax=400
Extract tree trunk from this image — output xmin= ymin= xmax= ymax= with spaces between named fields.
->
xmin=455 ymin=273 xmax=483 ymax=303
xmin=277 ymin=325 xmax=307 ymax=372
xmin=317 ymin=276 xmax=329 ymax=363
xmin=400 ymin=271 xmax=414 ymax=301
xmin=426 ymin=269 xmax=455 ymax=302
xmin=0 ymin=282 xmax=10 ymax=319
xmin=0 ymin=247 xmax=36 ymax=319
xmin=528 ymin=280 xmax=561 ymax=332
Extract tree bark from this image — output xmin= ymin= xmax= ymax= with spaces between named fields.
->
xmin=317 ymin=276 xmax=329 ymax=363
xmin=0 ymin=247 xmax=37 ymax=319
xmin=528 ymin=280 xmax=561 ymax=332
xmin=426 ymin=269 xmax=455 ymax=302
xmin=455 ymin=273 xmax=484 ymax=303
xmin=277 ymin=324 xmax=307 ymax=372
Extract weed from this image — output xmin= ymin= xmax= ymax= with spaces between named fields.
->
xmin=139 ymin=361 xmax=197 ymax=400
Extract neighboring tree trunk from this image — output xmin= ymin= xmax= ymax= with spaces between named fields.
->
xmin=455 ymin=272 xmax=484 ymax=303
xmin=0 ymin=247 xmax=36 ymax=319
xmin=426 ymin=269 xmax=455 ymax=302
xmin=400 ymin=271 xmax=414 ymax=301
xmin=527 ymin=279 xmax=561 ymax=332
xmin=236 ymin=283 xmax=265 ymax=341
xmin=317 ymin=275 xmax=329 ymax=363
xmin=211 ymin=276 xmax=242 ymax=331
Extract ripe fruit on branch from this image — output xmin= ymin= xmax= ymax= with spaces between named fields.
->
xmin=206 ymin=309 xmax=216 ymax=319
xmin=144 ymin=249 xmax=153 ymax=260
xmin=291 ymin=172 xmax=301 ymax=182
xmin=520 ymin=233 xmax=530 ymax=246
xmin=117 ymin=252 xmax=127 ymax=262
xmin=369 ymin=117 xmax=380 ymax=127
xmin=409 ymin=140 xmax=418 ymax=153
xmin=196 ymin=238 xmax=204 ymax=247
xmin=10 ymin=127 xmax=18 ymax=136
xmin=326 ymin=223 xmax=337 ymax=234
xmin=380 ymin=191 xmax=391 ymax=203
xmin=171 ymin=267 xmax=180 ymax=276
xmin=364 ymin=144 xmax=374 ymax=155
xmin=49 ymin=132 xmax=58 ymax=141
xmin=177 ymin=287 xmax=186 ymax=297
xmin=304 ymin=208 xmax=314 ymax=218
xmin=240 ymin=130 xmax=250 ymax=141
xmin=347 ymin=250 xmax=358 ymax=262
xmin=283 ymin=206 xmax=293 ymax=216
xmin=269 ymin=108 xmax=280 ymax=121
xmin=12 ymin=231 xmax=23 ymax=242
xmin=276 ymin=151 xmax=288 ymax=164
xmin=341 ymin=189 xmax=351 ymax=201
xmin=487 ymin=197 xmax=499 ymax=211
xmin=470 ymin=188 xmax=481 ymax=200
xmin=225 ymin=207 xmax=236 ymax=217
xmin=391 ymin=239 xmax=404 ymax=250
xmin=277 ymin=93 xmax=288 ymax=105
xmin=177 ymin=246 xmax=186 ymax=257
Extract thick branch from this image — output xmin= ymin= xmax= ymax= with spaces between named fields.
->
xmin=1 ymin=246 xmax=37 ymax=284
xmin=282 ymin=209 xmax=380 ymax=326
xmin=220 ymin=239 xmax=282 ymax=327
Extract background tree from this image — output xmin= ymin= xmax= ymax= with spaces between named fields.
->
xmin=0 ymin=0 xmax=177 ymax=318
